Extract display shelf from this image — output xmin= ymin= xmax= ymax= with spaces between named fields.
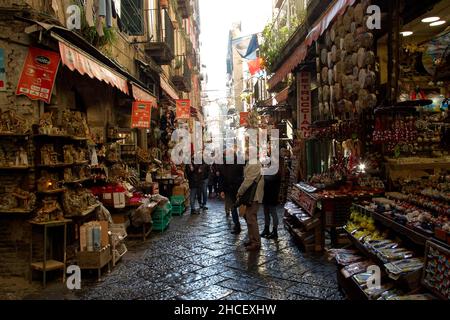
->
xmin=64 ymin=177 xmax=92 ymax=184
xmin=354 ymin=204 xmax=448 ymax=247
xmin=0 ymin=208 xmax=34 ymax=214
xmin=344 ymin=228 xmax=422 ymax=291
xmin=30 ymin=260 xmax=65 ymax=271
xmin=36 ymin=163 xmax=73 ymax=169
xmin=65 ymin=203 xmax=99 ymax=218
xmin=29 ymin=219 xmax=72 ymax=226
xmin=32 ymin=134 xmax=71 ymax=139
xmin=36 ymin=188 xmax=66 ymax=195
xmin=384 ymin=192 xmax=449 ymax=216
xmin=0 ymin=132 xmax=29 ymax=137
xmin=385 ymin=157 xmax=450 ymax=170
xmin=337 ymin=266 xmax=369 ymax=300
xmin=32 ymin=134 xmax=89 ymax=141
xmin=0 ymin=166 xmax=31 ymax=170
xmin=73 ymin=160 xmax=89 ymax=166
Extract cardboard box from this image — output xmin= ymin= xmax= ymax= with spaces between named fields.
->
xmin=77 ymin=245 xmax=111 ymax=269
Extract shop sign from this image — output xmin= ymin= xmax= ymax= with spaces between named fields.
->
xmin=0 ymin=49 xmax=5 ymax=91
xmin=176 ymin=99 xmax=191 ymax=119
xmin=131 ymin=101 xmax=152 ymax=128
xmin=240 ymin=112 xmax=249 ymax=126
xmin=16 ymin=47 xmax=60 ymax=103
xmin=297 ymin=71 xmax=311 ymax=139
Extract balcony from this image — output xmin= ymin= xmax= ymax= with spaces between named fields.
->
xmin=145 ymin=9 xmax=175 ymax=65
xmin=177 ymin=0 xmax=192 ymax=19
xmin=260 ymin=0 xmax=308 ymax=72
xmin=170 ymin=55 xmax=192 ymax=92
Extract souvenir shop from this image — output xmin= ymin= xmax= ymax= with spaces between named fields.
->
xmin=0 ymin=22 xmax=194 ymax=286
xmin=277 ymin=0 xmax=450 ymax=300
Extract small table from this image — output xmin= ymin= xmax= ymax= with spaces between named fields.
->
xmin=29 ymin=219 xmax=71 ymax=287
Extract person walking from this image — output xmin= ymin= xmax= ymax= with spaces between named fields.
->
xmin=218 ymin=156 xmax=244 ymax=234
xmin=261 ymin=170 xmax=281 ymax=239
xmin=236 ymin=154 xmax=264 ymax=251
xmin=199 ymin=164 xmax=209 ymax=211
xmin=207 ymin=165 xmax=216 ymax=198
xmin=185 ymin=163 xmax=202 ymax=215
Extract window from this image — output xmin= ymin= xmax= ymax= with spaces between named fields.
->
xmin=121 ymin=0 xmax=144 ymax=35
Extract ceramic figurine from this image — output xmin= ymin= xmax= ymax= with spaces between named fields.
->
xmin=15 ymin=147 xmax=28 ymax=167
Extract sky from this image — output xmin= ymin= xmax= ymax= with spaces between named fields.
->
xmin=199 ymin=0 xmax=273 ymax=102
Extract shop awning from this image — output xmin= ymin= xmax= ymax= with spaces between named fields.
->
xmin=268 ymin=0 xmax=356 ymax=91
xmin=160 ymin=75 xmax=180 ymax=100
xmin=275 ymin=87 xmax=289 ymax=104
xmin=58 ymin=40 xmax=129 ymax=95
xmin=20 ymin=19 xmax=156 ymax=98
xmin=131 ymin=82 xmax=157 ymax=106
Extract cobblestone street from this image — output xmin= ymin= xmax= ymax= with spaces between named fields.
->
xmin=58 ymin=199 xmax=343 ymax=300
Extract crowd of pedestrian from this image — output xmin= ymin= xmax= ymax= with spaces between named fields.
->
xmin=185 ymin=148 xmax=281 ymax=252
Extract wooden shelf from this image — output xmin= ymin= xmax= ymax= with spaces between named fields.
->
xmin=0 ymin=208 xmax=34 ymax=214
xmin=65 ymin=204 xmax=99 ymax=218
xmin=31 ymin=260 xmax=65 ymax=271
xmin=0 ymin=132 xmax=29 ymax=137
xmin=73 ymin=160 xmax=89 ymax=166
xmin=0 ymin=166 xmax=31 ymax=170
xmin=385 ymin=157 xmax=450 ymax=170
xmin=64 ymin=177 xmax=92 ymax=184
xmin=36 ymin=163 xmax=73 ymax=168
xmin=37 ymin=188 xmax=66 ymax=195
xmin=29 ymin=219 xmax=71 ymax=226
xmin=33 ymin=134 xmax=71 ymax=139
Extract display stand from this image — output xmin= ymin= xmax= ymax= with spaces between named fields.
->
xmin=29 ymin=219 xmax=71 ymax=287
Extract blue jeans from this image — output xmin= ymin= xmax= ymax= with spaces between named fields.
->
xmin=190 ymin=187 xmax=201 ymax=211
xmin=231 ymin=206 xmax=240 ymax=227
xmin=201 ymin=179 xmax=208 ymax=207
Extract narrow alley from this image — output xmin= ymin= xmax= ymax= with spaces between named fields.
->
xmin=19 ymin=200 xmax=343 ymax=301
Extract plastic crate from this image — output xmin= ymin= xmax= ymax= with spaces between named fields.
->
xmin=152 ymin=216 xmax=171 ymax=231
xmin=171 ymin=205 xmax=185 ymax=216
xmin=170 ymin=195 xmax=185 ymax=206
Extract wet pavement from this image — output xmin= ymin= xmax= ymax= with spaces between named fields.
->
xmin=13 ymin=199 xmax=343 ymax=300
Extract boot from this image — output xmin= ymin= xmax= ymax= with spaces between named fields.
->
xmin=260 ymin=227 xmax=270 ymax=238
xmin=267 ymin=228 xmax=278 ymax=239
xmin=231 ymin=224 xmax=241 ymax=234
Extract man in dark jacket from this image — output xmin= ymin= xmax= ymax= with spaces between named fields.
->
xmin=218 ymin=156 xmax=244 ymax=234
xmin=261 ymin=170 xmax=281 ymax=239
xmin=185 ymin=164 xmax=203 ymax=215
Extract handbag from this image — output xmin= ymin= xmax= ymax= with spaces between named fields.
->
xmin=236 ymin=174 xmax=262 ymax=207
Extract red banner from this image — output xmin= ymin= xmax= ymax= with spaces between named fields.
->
xmin=131 ymin=101 xmax=152 ymax=128
xmin=297 ymin=71 xmax=311 ymax=139
xmin=240 ymin=112 xmax=249 ymax=126
xmin=16 ymin=47 xmax=60 ymax=103
xmin=176 ymin=99 xmax=191 ymax=119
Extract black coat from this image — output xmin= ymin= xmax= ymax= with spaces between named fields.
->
xmin=185 ymin=164 xmax=203 ymax=188
xmin=263 ymin=173 xmax=281 ymax=205
xmin=218 ymin=164 xmax=244 ymax=195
